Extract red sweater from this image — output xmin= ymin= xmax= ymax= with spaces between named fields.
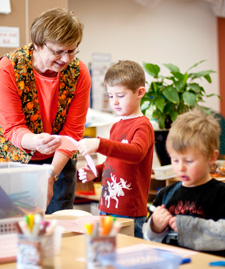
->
xmin=96 ymin=116 xmax=154 ymax=217
xmin=0 ymin=57 xmax=91 ymax=160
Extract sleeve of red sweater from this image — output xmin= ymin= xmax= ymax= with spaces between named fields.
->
xmin=97 ymin=120 xmax=154 ymax=164
xmin=0 ymin=56 xmax=30 ymax=148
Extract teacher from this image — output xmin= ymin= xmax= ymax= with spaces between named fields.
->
xmin=0 ymin=8 xmax=91 ymax=214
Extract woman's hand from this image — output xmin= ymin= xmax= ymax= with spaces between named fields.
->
xmin=151 ymin=205 xmax=172 ymax=233
xmin=33 ymin=133 xmax=61 ymax=155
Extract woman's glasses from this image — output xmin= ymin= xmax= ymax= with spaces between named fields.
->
xmin=45 ymin=43 xmax=79 ymax=57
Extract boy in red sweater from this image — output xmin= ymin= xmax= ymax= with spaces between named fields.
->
xmin=77 ymin=60 xmax=154 ymax=238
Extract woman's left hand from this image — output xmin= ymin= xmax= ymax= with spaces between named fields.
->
xmin=33 ymin=133 xmax=61 ymax=155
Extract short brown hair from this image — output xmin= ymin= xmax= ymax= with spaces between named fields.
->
xmin=166 ymin=108 xmax=221 ymax=157
xmin=31 ymin=8 xmax=83 ymax=47
xmin=104 ymin=60 xmax=145 ymax=93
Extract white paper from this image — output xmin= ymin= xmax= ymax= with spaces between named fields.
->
xmin=0 ymin=0 xmax=11 ymax=14
xmin=56 ymin=135 xmax=97 ymax=177
xmin=0 ymin=27 xmax=19 ymax=48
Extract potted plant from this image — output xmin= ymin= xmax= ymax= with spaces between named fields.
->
xmin=141 ymin=60 xmax=220 ymax=165
xmin=141 ymin=59 xmax=219 ymax=129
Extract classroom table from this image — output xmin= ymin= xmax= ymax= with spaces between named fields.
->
xmin=1 ymin=233 xmax=225 ymax=268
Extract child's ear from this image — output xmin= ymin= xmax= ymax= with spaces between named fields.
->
xmin=137 ymin=86 xmax=146 ymax=99
xmin=209 ymin=150 xmax=219 ymax=165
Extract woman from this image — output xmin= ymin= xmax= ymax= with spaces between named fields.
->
xmin=0 ymin=8 xmax=91 ymax=214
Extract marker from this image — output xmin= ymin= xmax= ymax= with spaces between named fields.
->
xmin=110 ymin=220 xmax=121 ymax=236
xmin=93 ymin=222 xmax=99 ymax=237
xmin=18 ymin=220 xmax=30 ymax=236
xmin=32 ymin=214 xmax=42 ymax=236
xmin=27 ymin=214 xmax=34 ymax=232
xmin=46 ymin=220 xmax=57 ymax=236
xmin=84 ymin=223 xmax=93 ymax=236
xmin=102 ymin=216 xmax=113 ymax=235
xmin=209 ymin=261 xmax=225 ymax=266
xmin=181 ymin=258 xmax=191 ymax=264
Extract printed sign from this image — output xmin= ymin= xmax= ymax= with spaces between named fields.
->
xmin=0 ymin=27 xmax=20 ymax=48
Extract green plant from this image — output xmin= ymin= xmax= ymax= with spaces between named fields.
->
xmin=141 ymin=60 xmax=220 ymax=129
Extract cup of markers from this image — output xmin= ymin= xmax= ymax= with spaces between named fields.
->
xmin=85 ymin=216 xmax=121 ymax=269
xmin=16 ymin=214 xmax=64 ymax=269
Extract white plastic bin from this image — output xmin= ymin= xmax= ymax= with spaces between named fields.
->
xmin=0 ymin=162 xmax=52 ymax=220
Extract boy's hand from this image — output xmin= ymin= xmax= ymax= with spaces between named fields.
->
xmin=78 ymin=166 xmax=97 ymax=183
xmin=77 ymin=138 xmax=100 ymax=156
xmin=151 ymin=205 xmax=172 ymax=233
xmin=169 ymin=216 xmax=177 ymax=232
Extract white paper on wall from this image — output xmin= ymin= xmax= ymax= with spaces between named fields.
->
xmin=0 ymin=0 xmax=11 ymax=14
xmin=0 ymin=27 xmax=20 ymax=48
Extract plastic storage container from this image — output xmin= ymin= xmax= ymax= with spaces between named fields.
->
xmin=0 ymin=162 xmax=52 ymax=229
xmin=153 ymin=165 xmax=176 ymax=180
xmin=98 ymin=248 xmax=182 ymax=269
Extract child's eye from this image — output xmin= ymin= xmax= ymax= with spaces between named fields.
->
xmin=108 ymin=95 xmax=113 ymax=99
xmin=117 ymin=95 xmax=125 ymax=98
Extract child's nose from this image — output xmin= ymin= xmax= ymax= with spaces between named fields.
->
xmin=113 ymin=97 xmax=119 ymax=105
xmin=178 ymin=162 xmax=186 ymax=171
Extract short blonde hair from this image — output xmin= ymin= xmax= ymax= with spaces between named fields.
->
xmin=166 ymin=109 xmax=221 ymax=157
xmin=31 ymin=8 xmax=83 ymax=47
xmin=104 ymin=60 xmax=145 ymax=93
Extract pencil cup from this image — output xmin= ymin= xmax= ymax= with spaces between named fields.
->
xmin=85 ymin=235 xmax=116 ymax=269
xmin=17 ymin=225 xmax=64 ymax=269
xmin=17 ymin=234 xmax=44 ymax=269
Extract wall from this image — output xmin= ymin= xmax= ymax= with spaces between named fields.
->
xmin=0 ymin=0 xmax=221 ymax=112
xmin=0 ymin=0 xmax=67 ymax=55
xmin=69 ymin=0 xmax=221 ymax=112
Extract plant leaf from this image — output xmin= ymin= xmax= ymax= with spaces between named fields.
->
xmin=143 ymin=63 xmax=160 ymax=78
xmin=188 ymin=83 xmax=202 ymax=94
xmin=174 ymin=80 xmax=185 ymax=92
xmin=163 ymin=63 xmax=180 ymax=73
xmin=155 ymin=97 xmax=165 ymax=113
xmin=163 ymin=85 xmax=179 ymax=103
xmin=189 ymin=70 xmax=216 ymax=83
xmin=170 ymin=110 xmax=178 ymax=122
xmin=186 ymin=60 xmax=206 ymax=73
xmin=182 ymin=92 xmax=197 ymax=106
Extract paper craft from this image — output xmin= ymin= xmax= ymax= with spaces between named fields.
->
xmin=55 ymin=216 xmax=101 ymax=234
xmin=56 ymin=135 xmax=97 ymax=177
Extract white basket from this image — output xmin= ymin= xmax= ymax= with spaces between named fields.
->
xmin=0 ymin=217 xmax=22 ymax=235
xmin=153 ymin=165 xmax=176 ymax=180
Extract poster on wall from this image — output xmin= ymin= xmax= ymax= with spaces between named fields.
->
xmin=0 ymin=27 xmax=20 ymax=48
xmin=89 ymin=53 xmax=113 ymax=112
xmin=0 ymin=0 xmax=11 ymax=14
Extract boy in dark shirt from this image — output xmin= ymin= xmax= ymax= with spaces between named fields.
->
xmin=143 ymin=109 xmax=225 ymax=256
